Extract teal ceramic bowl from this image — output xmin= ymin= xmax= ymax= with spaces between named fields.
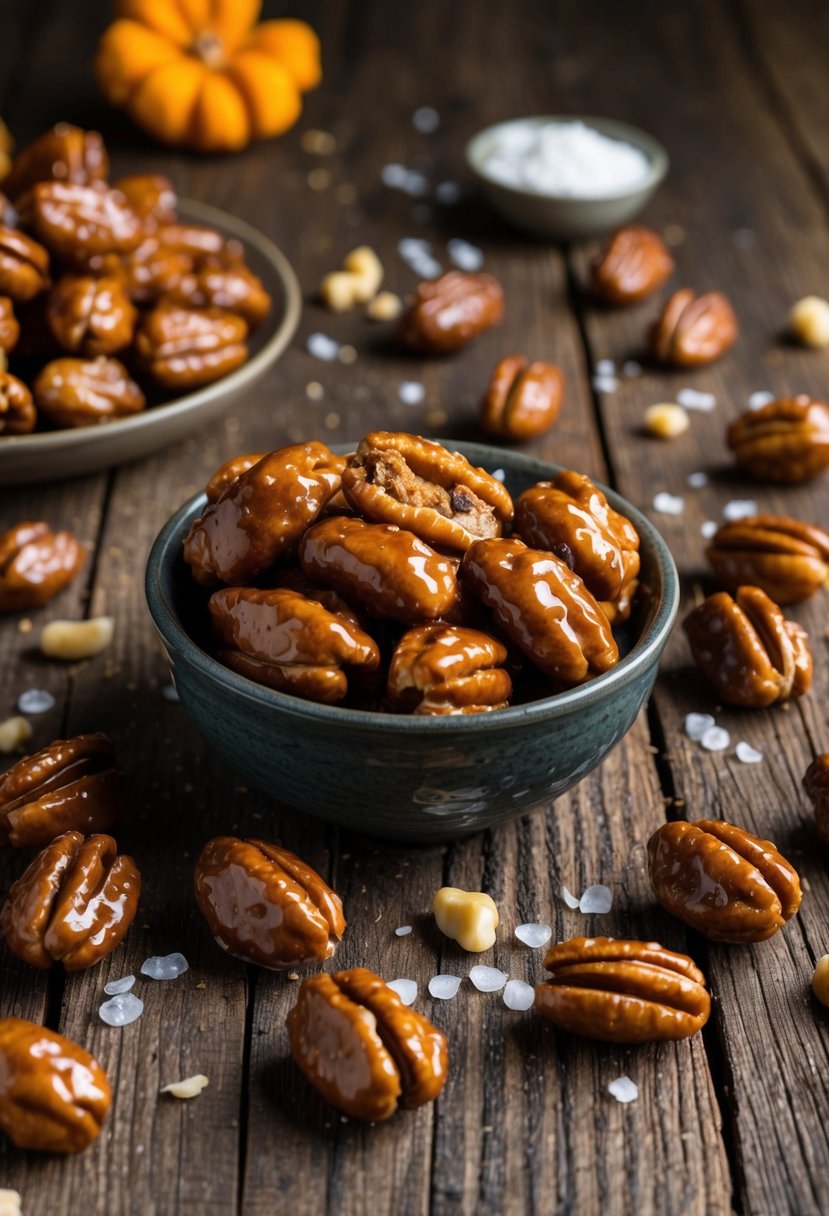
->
xmin=145 ymin=443 xmax=678 ymax=844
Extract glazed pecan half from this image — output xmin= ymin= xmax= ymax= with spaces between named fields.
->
xmin=461 ymin=537 xmax=619 ymax=686
xmin=288 ymin=967 xmax=448 ymax=1120
xmin=535 ymin=937 xmax=710 ymax=1043
xmin=194 ymin=836 xmax=345 ymax=969
xmin=1 ymin=830 xmax=140 ymax=969
xmin=650 ymin=287 xmax=738 ymax=366
xmin=479 ymin=355 xmax=565 ymax=442
xmin=591 ymin=225 xmax=674 ymax=305
xmin=204 ymin=451 xmax=268 ymax=503
xmin=46 ymin=274 xmax=137 ymax=357
xmin=209 ymin=586 xmax=380 ymax=704
xmin=706 ymin=515 xmax=829 ymax=604
xmin=648 ymin=819 xmax=802 ymax=943
xmin=162 ymin=260 xmax=271 ymax=328
xmin=134 ymin=303 xmax=248 ymax=390
xmin=28 ymin=182 xmax=142 ymax=261
xmin=398 ymin=270 xmax=504 ymax=354
xmin=33 ymin=356 xmax=145 ymax=428
xmin=0 ymin=733 xmax=121 ymax=848
xmin=183 ymin=442 xmax=345 ymax=586
xmin=342 ymin=432 xmax=514 ymax=552
xmin=0 ymin=295 xmax=19 ymax=352
xmin=0 ymin=225 xmax=50 ymax=301
xmin=683 ymin=586 xmax=812 ymax=708
xmin=726 ymin=396 xmax=829 ymax=484
xmin=387 ymin=624 xmax=512 ymax=715
xmin=111 ymin=173 xmax=177 ymax=231
xmin=803 ymin=754 xmax=829 ymax=844
xmin=3 ymin=123 xmax=108 ymax=201
xmin=0 ymin=371 xmax=36 ymax=435
xmin=99 ymin=237 xmax=193 ymax=306
xmin=0 ymin=521 xmax=85 ymax=612
xmin=0 ymin=1017 xmax=111 ymax=1152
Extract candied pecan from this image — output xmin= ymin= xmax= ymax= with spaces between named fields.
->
xmin=209 ymin=587 xmax=380 ymax=704
xmin=683 ymin=585 xmax=812 ymax=708
xmin=706 ymin=515 xmax=829 ymax=604
xmin=388 ymin=624 xmax=511 ymax=714
xmin=95 ymin=237 xmax=193 ymax=306
xmin=28 ymin=182 xmax=143 ymax=261
xmin=194 ymin=836 xmax=345 ymax=969
xmin=648 ymin=819 xmax=801 ymax=943
xmin=204 ymin=451 xmax=268 ymax=502
xmin=342 ymin=431 xmax=513 ymax=552
xmin=0 ymin=1017 xmax=111 ymax=1152
xmin=535 ymin=937 xmax=710 ymax=1043
xmin=183 ymin=442 xmax=345 ymax=586
xmin=398 ymin=270 xmax=504 ymax=354
xmin=0 ymin=295 xmax=18 ymax=352
xmin=288 ymin=967 xmax=448 ymax=1120
xmin=0 ymin=225 xmax=50 ymax=300
xmin=461 ymin=537 xmax=619 ymax=686
xmin=1 ymin=830 xmax=140 ymax=969
xmin=157 ymin=223 xmax=240 ymax=260
xmin=46 ymin=275 xmax=137 ymax=357
xmin=726 ymin=396 xmax=829 ymax=484
xmin=0 ymin=371 xmax=36 ymax=435
xmin=162 ymin=261 xmax=271 ymax=328
xmin=804 ymin=754 xmax=829 ymax=844
xmin=134 ymin=303 xmax=248 ymax=391
xmin=0 ymin=521 xmax=84 ymax=612
xmin=3 ymin=124 xmax=108 ymax=201
xmin=591 ymin=224 xmax=674 ymax=305
xmin=514 ymin=472 xmax=640 ymax=623
xmin=268 ymin=566 xmax=365 ymax=626
xmin=299 ymin=516 xmax=459 ymax=624
xmin=111 ymin=173 xmax=177 ymax=231
xmin=0 ymin=733 xmax=121 ymax=848
xmin=33 ymin=356 xmax=145 ymax=428
xmin=650 ymin=288 xmax=738 ymax=366
xmin=479 ymin=354 xmax=564 ymax=442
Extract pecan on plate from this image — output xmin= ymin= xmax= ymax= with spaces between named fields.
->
xmin=479 ymin=354 xmax=565 ymax=442
xmin=650 ymin=287 xmax=738 ymax=366
xmin=397 ymin=270 xmax=504 ymax=354
xmin=33 ymin=356 xmax=145 ymax=428
xmin=0 ymin=225 xmax=50 ymax=301
xmin=0 ymin=521 xmax=84 ymax=612
xmin=204 ymin=451 xmax=268 ymax=502
xmin=706 ymin=515 xmax=829 ymax=604
xmin=0 ymin=370 xmax=36 ymax=435
xmin=299 ymin=516 xmax=459 ymax=624
xmin=134 ymin=303 xmax=248 ymax=391
xmin=342 ymin=431 xmax=513 ymax=552
xmin=0 ymin=1017 xmax=111 ymax=1152
xmin=288 ymin=967 xmax=448 ymax=1120
xmin=1 ymin=830 xmax=140 ymax=969
xmin=514 ymin=471 xmax=641 ymax=623
xmin=3 ymin=123 xmax=108 ymax=201
xmin=111 ymin=173 xmax=177 ymax=231
xmin=0 ymin=733 xmax=121 ymax=848
xmin=388 ymin=624 xmax=511 ymax=714
xmin=648 ymin=819 xmax=801 ymax=943
xmin=0 ymin=295 xmax=19 ymax=352
xmin=183 ymin=442 xmax=345 ymax=586
xmin=194 ymin=836 xmax=345 ymax=969
xmin=461 ymin=537 xmax=619 ymax=686
xmin=591 ymin=224 xmax=674 ymax=305
xmin=46 ymin=275 xmax=137 ymax=357
xmin=209 ymin=587 xmax=380 ymax=704
xmin=682 ymin=585 xmax=812 ymax=708
xmin=535 ymin=937 xmax=710 ymax=1043
xmin=803 ymin=754 xmax=829 ymax=844
xmin=28 ymin=182 xmax=143 ymax=261
xmin=162 ymin=260 xmax=271 ymax=328
xmin=726 ymin=396 xmax=829 ymax=484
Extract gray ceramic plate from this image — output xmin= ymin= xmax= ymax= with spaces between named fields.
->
xmin=0 ymin=199 xmax=301 ymax=485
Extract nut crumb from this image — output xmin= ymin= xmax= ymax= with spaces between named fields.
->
xmin=812 ymin=955 xmax=829 ymax=1007
xmin=288 ymin=971 xmax=300 ymax=981
xmin=0 ymin=716 xmax=32 ymax=754
xmin=195 ymin=981 xmax=207 ymax=990
xmin=160 ymin=1074 xmax=209 ymax=1100
xmin=789 ymin=295 xmax=829 ymax=348
xmin=17 ymin=618 xmax=32 ymax=634
xmin=307 ymin=167 xmax=331 ymax=191
xmin=301 ymin=128 xmax=337 ymax=156
xmin=40 ymin=616 xmax=114 ymax=661
xmin=367 ymin=290 xmax=403 ymax=321
xmin=644 ymin=402 xmax=689 ymax=439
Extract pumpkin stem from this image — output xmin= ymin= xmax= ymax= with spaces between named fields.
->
xmin=191 ymin=31 xmax=225 ymax=68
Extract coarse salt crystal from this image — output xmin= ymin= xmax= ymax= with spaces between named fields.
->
xmin=17 ymin=688 xmax=55 ymax=714
xmin=592 ymin=374 xmax=618 ymax=393
xmin=409 ymin=254 xmax=443 ymax=279
xmin=677 ymin=388 xmax=716 ymax=411
xmin=701 ymin=725 xmax=730 ymax=752
xmin=685 ymin=712 xmax=715 ymax=741
xmin=622 ymin=360 xmax=642 ymax=377
xmin=748 ymin=390 xmax=775 ymax=410
xmin=701 ymin=520 xmax=718 ymax=539
xmin=382 ymin=163 xmax=409 ymax=189
xmin=561 ymin=885 xmax=580 ymax=909
xmin=515 ymin=923 xmax=552 ymax=948
xmin=687 ymin=471 xmax=708 ymax=488
xmin=387 ymin=978 xmax=417 ymax=1006
xmin=394 ymin=925 xmax=413 ymax=936
xmin=412 ymin=106 xmax=440 ymax=133
xmin=99 ymin=992 xmax=144 ymax=1027
xmin=436 ymin=180 xmax=461 ymax=205
xmin=447 ymin=238 xmax=484 ymax=272
xmin=503 ymin=979 xmax=536 ymax=1011
xmin=469 ymin=965 xmax=507 ymax=993
xmin=653 ymin=492 xmax=684 ymax=515
xmin=579 ymin=884 xmax=613 ymax=915
xmin=736 ymin=741 xmax=763 ymax=764
xmin=104 ymin=974 xmax=136 ymax=996
xmin=162 ymin=684 xmax=180 ymax=703
xmin=608 ymin=1075 xmax=639 ymax=1104
xmin=595 ymin=359 xmax=615 ymax=376
xmin=399 ymin=237 xmax=433 ymax=258
xmin=399 ymin=381 xmax=425 ymax=406
xmin=492 ymin=468 xmax=506 ymax=482
xmin=482 ymin=120 xmax=650 ymax=198
xmin=428 ymin=974 xmax=462 ymax=1000
xmin=402 ymin=170 xmax=430 ymax=198
xmin=160 ymin=1074 xmax=209 ymax=1100
xmin=141 ymin=952 xmax=189 ymax=981
xmin=306 ymin=332 xmax=340 ymax=361
xmin=723 ymin=499 xmax=758 ymax=522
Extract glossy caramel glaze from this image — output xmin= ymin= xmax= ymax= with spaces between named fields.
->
xmin=388 ymin=623 xmax=511 ymax=714
xmin=480 ymin=354 xmax=565 ymax=443
xmin=28 ymin=181 xmax=142 ymax=261
xmin=33 ymin=356 xmax=146 ymax=427
xmin=0 ymin=370 xmax=36 ymax=434
xmin=134 ymin=303 xmax=248 ymax=391
xmin=726 ymin=396 xmax=829 ymax=484
xmin=111 ymin=173 xmax=177 ymax=230
xmin=46 ymin=274 xmax=137 ymax=357
xmin=204 ymin=451 xmax=268 ymax=502
xmin=3 ymin=124 xmax=108 ymax=201
xmin=591 ymin=224 xmax=674 ymax=305
xmin=0 ymin=520 xmax=85 ymax=612
xmin=397 ymin=270 xmax=504 ymax=354
xmin=0 ymin=295 xmax=19 ymax=352
xmin=804 ymin=754 xmax=829 ymax=844
xmin=162 ymin=260 xmax=271 ymax=327
xmin=706 ymin=514 xmax=829 ymax=604
xmin=0 ymin=224 xmax=51 ymax=301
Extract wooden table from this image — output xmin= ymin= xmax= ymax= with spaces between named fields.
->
xmin=1 ymin=1 xmax=828 ymax=1212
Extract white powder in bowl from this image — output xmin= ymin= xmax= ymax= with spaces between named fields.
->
xmin=481 ymin=120 xmax=651 ymax=198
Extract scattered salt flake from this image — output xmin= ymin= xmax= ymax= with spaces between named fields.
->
xmin=428 ymin=974 xmax=462 ymax=1000
xmin=579 ymin=884 xmax=613 ymax=915
xmin=687 ymin=471 xmax=708 ymax=488
xmin=404 ymin=170 xmax=430 ymax=198
xmin=18 ymin=688 xmax=55 ymax=714
xmin=685 ymin=712 xmax=715 ymax=741
xmin=608 ymin=1075 xmax=639 ymax=1104
xmin=160 ymin=1074 xmax=209 ymax=1100
xmin=394 ymin=925 xmax=413 ymax=937
xmin=382 ymin=163 xmax=410 ymax=189
xmin=410 ymin=254 xmax=443 ymax=278
xmin=653 ymin=492 xmax=684 ymax=515
xmin=99 ymin=992 xmax=144 ymax=1027
xmin=306 ymin=332 xmax=340 ymax=362
xmin=387 ymin=978 xmax=417 ymax=1006
xmin=503 ymin=979 xmax=536 ymax=1011
xmin=162 ymin=684 xmax=180 ymax=703
xmin=492 ymin=467 xmax=506 ymax=482
xmin=413 ymin=106 xmax=440 ymax=133
xmin=515 ymin=923 xmax=552 ymax=948
xmin=399 ymin=237 xmax=432 ymax=259
xmin=104 ymin=974 xmax=135 ymax=996
xmin=141 ymin=952 xmax=189 ymax=981
xmin=736 ymin=741 xmax=763 ymax=764
xmin=436 ymin=180 xmax=461 ymax=205
xmin=306 ymin=381 xmax=324 ymax=400
xmin=622 ymin=360 xmax=642 ymax=377
xmin=399 ymin=380 xmax=425 ymax=406
xmin=469 ymin=965 xmax=507 ymax=993
xmin=592 ymin=374 xmax=618 ymax=393
xmin=447 ymin=238 xmax=484 ymax=271
xmin=748 ymin=390 xmax=775 ymax=411
xmin=561 ymin=885 xmax=580 ymax=909
xmin=595 ymin=358 xmax=615 ymax=376
xmin=701 ymin=725 xmax=730 ymax=752
xmin=723 ymin=499 xmax=758 ymax=522
xmin=701 ymin=520 xmax=718 ymax=539
xmin=677 ymin=388 xmax=716 ymax=411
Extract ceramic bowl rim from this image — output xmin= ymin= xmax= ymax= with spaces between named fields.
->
xmin=465 ymin=114 xmax=669 ymax=203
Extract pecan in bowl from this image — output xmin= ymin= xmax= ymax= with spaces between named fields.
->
xmin=27 ymin=181 xmax=143 ymax=262
xmin=134 ymin=302 xmax=248 ymax=391
xmin=0 ymin=370 xmax=36 ymax=434
xmin=397 ymin=270 xmax=504 ymax=354
xmin=682 ymin=585 xmax=812 ymax=708
xmin=162 ymin=260 xmax=271 ymax=328
xmin=803 ymin=754 xmax=829 ymax=844
xmin=204 ymin=451 xmax=268 ymax=503
xmin=650 ymin=287 xmax=738 ymax=366
xmin=387 ymin=624 xmax=512 ymax=715
xmin=0 ymin=520 xmax=84 ymax=612
xmin=111 ymin=173 xmax=177 ymax=231
xmin=706 ymin=515 xmax=829 ymax=604
xmin=591 ymin=225 xmax=674 ymax=305
xmin=0 ymin=295 xmax=19 ymax=352
xmin=46 ymin=274 xmax=137 ymax=357
xmin=0 ymin=225 xmax=50 ymax=301
xmin=726 ymin=396 xmax=829 ymax=484
xmin=3 ymin=123 xmax=108 ymax=202
xmin=648 ymin=819 xmax=801 ymax=943
xmin=479 ymin=354 xmax=565 ymax=442
xmin=288 ymin=967 xmax=448 ymax=1119
xmin=33 ymin=356 xmax=145 ymax=428
xmin=194 ymin=836 xmax=345 ymax=969
xmin=535 ymin=937 xmax=710 ymax=1043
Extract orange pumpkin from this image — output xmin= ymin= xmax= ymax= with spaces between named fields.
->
xmin=94 ymin=1 xmax=321 ymax=153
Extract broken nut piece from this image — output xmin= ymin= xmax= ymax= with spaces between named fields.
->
xmin=40 ymin=616 xmax=114 ymax=661
xmin=433 ymin=886 xmax=499 ymax=952
xmin=789 ymin=295 xmax=829 ymax=348
xmin=160 ymin=1074 xmax=209 ymax=1099
xmin=813 ymin=955 xmax=829 ymax=1007
xmin=644 ymin=402 xmax=689 ymax=439
xmin=0 ymin=716 xmax=32 ymax=755
xmin=366 ymin=290 xmax=403 ymax=321
xmin=320 ymin=246 xmax=384 ymax=311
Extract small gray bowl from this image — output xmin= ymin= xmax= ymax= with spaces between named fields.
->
xmin=466 ymin=115 xmax=668 ymax=241
xmin=145 ymin=443 xmax=678 ymax=845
